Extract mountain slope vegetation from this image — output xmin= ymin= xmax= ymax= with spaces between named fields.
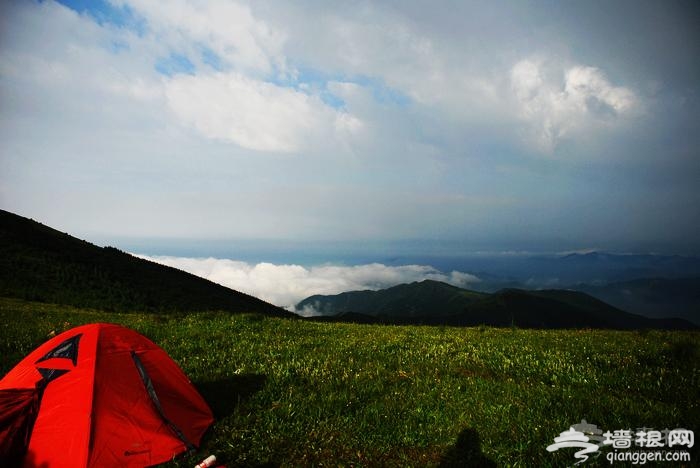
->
xmin=0 ymin=209 xmax=287 ymax=316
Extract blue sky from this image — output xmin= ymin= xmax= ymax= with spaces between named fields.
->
xmin=1 ymin=0 xmax=699 ymax=258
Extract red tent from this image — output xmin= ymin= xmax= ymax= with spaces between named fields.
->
xmin=0 ymin=323 xmax=214 ymax=467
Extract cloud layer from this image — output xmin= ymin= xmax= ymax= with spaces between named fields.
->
xmin=135 ymin=254 xmax=480 ymax=313
xmin=1 ymin=0 xmax=698 ymax=253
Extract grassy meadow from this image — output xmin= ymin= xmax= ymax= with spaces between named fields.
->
xmin=1 ymin=297 xmax=698 ymax=467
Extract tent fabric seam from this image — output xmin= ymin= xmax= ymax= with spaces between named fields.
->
xmin=130 ymin=351 xmax=196 ymax=453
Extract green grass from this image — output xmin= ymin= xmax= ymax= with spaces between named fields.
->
xmin=1 ymin=297 xmax=698 ymax=467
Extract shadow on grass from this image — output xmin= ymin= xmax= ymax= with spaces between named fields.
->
xmin=196 ymin=374 xmax=267 ymax=419
xmin=439 ymin=428 xmax=496 ymax=468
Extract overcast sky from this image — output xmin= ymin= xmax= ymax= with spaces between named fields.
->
xmin=1 ymin=0 xmax=699 ymax=255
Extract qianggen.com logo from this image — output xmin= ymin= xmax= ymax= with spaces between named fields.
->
xmin=546 ymin=420 xmax=693 ymax=465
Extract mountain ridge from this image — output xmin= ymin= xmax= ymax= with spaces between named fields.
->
xmin=298 ymin=280 xmax=696 ymax=329
xmin=0 ymin=209 xmax=290 ymax=316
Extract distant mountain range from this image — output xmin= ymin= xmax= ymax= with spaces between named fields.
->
xmin=373 ymin=249 xmax=700 ymax=288
xmin=580 ymin=277 xmax=700 ymax=325
xmin=298 ymin=280 xmax=696 ymax=329
xmin=2 ymin=208 xmax=697 ymax=329
xmin=391 ymin=250 xmax=700 ymax=325
xmin=0 ymin=209 xmax=288 ymax=316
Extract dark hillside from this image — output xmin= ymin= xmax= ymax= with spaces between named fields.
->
xmin=300 ymin=280 xmax=487 ymax=318
xmin=299 ymin=280 xmax=696 ymax=329
xmin=467 ymin=289 xmax=640 ymax=329
xmin=0 ymin=209 xmax=288 ymax=316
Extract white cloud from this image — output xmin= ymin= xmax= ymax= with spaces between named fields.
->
xmin=0 ymin=1 xmax=364 ymax=159
xmin=511 ymin=60 xmax=544 ymax=102
xmin=164 ymin=72 xmax=358 ymax=152
xmin=134 ymin=255 xmax=480 ymax=313
xmin=272 ymin=3 xmax=641 ymax=156
xmin=115 ymin=0 xmax=286 ymax=76
xmin=282 ymin=7 xmax=502 ymax=122
xmin=510 ymin=58 xmax=638 ymax=152
xmin=98 ymin=1 xmax=367 ymax=154
xmin=0 ymin=1 xmax=157 ymax=100
xmin=2 ymin=1 xmax=638 ymax=161
xmin=565 ymin=66 xmax=636 ymax=114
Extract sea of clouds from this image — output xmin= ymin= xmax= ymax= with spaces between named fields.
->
xmin=134 ymin=254 xmax=480 ymax=315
